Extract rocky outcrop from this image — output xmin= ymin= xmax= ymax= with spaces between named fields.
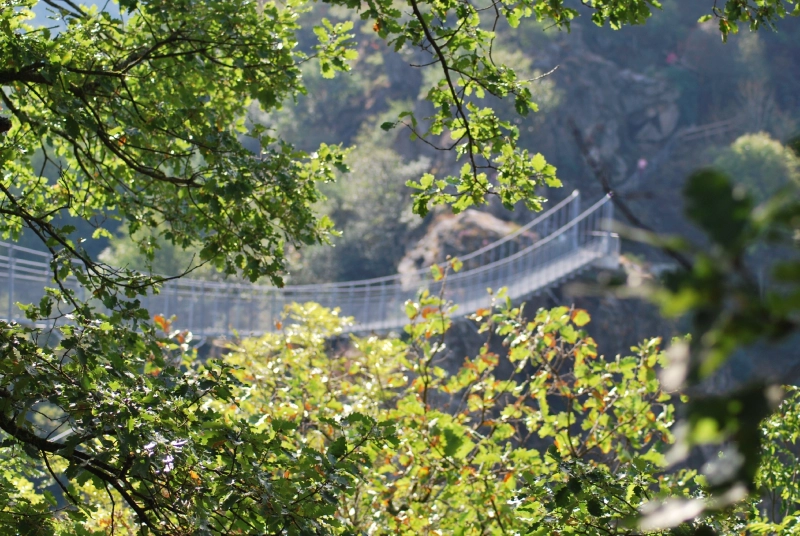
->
xmin=523 ymin=26 xmax=682 ymax=192
xmin=397 ymin=209 xmax=525 ymax=273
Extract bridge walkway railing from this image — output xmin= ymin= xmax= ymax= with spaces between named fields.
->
xmin=0 ymin=192 xmax=618 ymax=336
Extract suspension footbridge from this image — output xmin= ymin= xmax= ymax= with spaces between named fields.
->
xmin=0 ymin=191 xmax=618 ymax=337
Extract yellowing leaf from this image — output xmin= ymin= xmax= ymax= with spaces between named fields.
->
xmin=153 ymin=314 xmax=168 ymax=331
xmin=430 ymin=264 xmax=444 ymax=281
xmin=543 ymin=333 xmax=556 ymax=348
xmin=421 ymin=306 xmax=438 ymax=319
xmin=571 ymin=309 xmax=591 ymax=327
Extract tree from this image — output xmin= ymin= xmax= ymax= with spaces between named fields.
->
xmin=76 ymin=296 xmax=800 ymax=534
xmin=0 ymin=0 xmax=365 ymax=532
xmin=0 ymin=0 xmax=355 ymax=285
xmin=0 ymin=0 xmax=798 ymax=532
xmin=286 ymin=142 xmax=429 ymax=283
xmin=713 ymin=132 xmax=800 ymax=203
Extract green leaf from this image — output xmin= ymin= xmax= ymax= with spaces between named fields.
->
xmin=554 ymin=486 xmax=571 ymax=507
xmin=327 ymin=436 xmax=347 ymax=460
xmin=531 ymin=153 xmax=547 ymax=173
xmin=431 ymin=264 xmax=444 ymax=282
xmin=684 ymin=169 xmax=753 ymax=252
xmin=587 ymin=498 xmax=603 ymax=517
xmin=571 ymin=309 xmax=591 ymax=327
xmin=443 ymin=427 xmax=464 ymax=458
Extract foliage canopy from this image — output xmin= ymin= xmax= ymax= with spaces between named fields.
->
xmin=1 ymin=0 xmax=799 ymax=533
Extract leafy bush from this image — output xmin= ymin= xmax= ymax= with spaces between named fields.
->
xmin=713 ymin=132 xmax=800 ymax=203
xmin=0 ymin=312 xmax=395 ymax=534
xmin=5 ymin=274 xmax=800 ymax=533
xmin=748 ymin=386 xmax=800 ymax=533
xmin=216 ymin=285 xmax=790 ymax=535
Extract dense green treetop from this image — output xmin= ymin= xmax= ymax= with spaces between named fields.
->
xmin=1 ymin=0 xmax=355 ymax=285
xmin=2 ymin=0 xmax=796 ymax=283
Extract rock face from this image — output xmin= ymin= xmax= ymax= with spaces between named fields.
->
xmin=396 ymin=208 xmax=541 ymax=291
xmin=524 ymin=26 xmax=682 ymax=193
xmin=397 ymin=209 xmax=523 ymax=274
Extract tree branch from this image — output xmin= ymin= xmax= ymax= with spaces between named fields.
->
xmin=567 ymin=117 xmax=693 ymax=270
xmin=0 ymin=395 xmax=162 ymax=533
xmin=407 ymin=0 xmax=480 ymax=180
xmin=0 ymin=64 xmax=50 ymax=85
